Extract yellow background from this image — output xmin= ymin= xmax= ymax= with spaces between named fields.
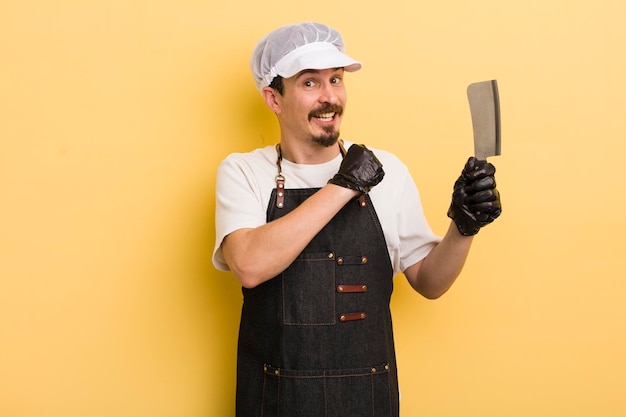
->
xmin=2 ymin=0 xmax=625 ymax=416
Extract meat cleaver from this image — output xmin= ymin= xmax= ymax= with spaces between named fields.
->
xmin=467 ymin=80 xmax=501 ymax=161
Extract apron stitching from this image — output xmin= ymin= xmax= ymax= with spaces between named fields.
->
xmin=371 ymin=373 xmax=375 ymax=417
xmin=323 ymin=371 xmax=328 ymax=417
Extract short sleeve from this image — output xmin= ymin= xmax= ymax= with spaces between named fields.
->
xmin=212 ymin=154 xmax=271 ymax=271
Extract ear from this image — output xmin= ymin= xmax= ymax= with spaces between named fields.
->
xmin=261 ymin=87 xmax=282 ymax=114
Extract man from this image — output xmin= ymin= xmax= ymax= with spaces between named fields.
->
xmin=213 ymin=22 xmax=501 ymax=417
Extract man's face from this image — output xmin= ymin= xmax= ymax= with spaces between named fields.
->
xmin=276 ymin=68 xmax=347 ymax=147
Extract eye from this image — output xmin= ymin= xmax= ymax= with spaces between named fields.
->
xmin=303 ymin=79 xmax=317 ymax=88
xmin=331 ymin=76 xmax=342 ymax=85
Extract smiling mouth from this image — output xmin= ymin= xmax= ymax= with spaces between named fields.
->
xmin=315 ymin=112 xmax=336 ymax=122
xmin=310 ymin=105 xmax=343 ymax=122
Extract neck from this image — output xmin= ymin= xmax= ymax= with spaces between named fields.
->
xmin=278 ymin=139 xmax=342 ymax=164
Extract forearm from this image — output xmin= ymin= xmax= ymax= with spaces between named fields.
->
xmin=222 ymin=184 xmax=358 ymax=288
xmin=405 ymin=221 xmax=473 ymax=299
xmin=406 ymin=156 xmax=501 ymax=298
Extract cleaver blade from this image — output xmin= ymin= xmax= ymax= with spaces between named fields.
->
xmin=467 ymin=80 xmax=501 ymax=161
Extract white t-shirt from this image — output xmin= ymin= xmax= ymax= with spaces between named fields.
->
xmin=212 ymin=141 xmax=441 ymax=276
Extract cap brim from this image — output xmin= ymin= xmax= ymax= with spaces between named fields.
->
xmin=274 ymin=42 xmax=361 ymax=79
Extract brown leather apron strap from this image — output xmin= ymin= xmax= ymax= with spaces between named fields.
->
xmin=339 ymin=312 xmax=366 ymax=322
xmin=337 ymin=285 xmax=368 ymax=293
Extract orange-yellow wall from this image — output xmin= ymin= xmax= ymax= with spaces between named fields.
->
xmin=2 ymin=1 xmax=625 ymax=416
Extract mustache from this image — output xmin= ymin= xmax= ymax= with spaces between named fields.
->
xmin=308 ymin=104 xmax=344 ymax=120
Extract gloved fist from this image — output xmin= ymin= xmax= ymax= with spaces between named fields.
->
xmin=447 ymin=157 xmax=502 ymax=236
xmin=328 ymin=144 xmax=385 ymax=193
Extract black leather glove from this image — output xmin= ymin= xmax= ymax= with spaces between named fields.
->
xmin=447 ymin=157 xmax=502 ymax=236
xmin=328 ymin=144 xmax=385 ymax=193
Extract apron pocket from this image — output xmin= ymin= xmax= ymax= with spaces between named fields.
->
xmin=282 ymin=252 xmax=335 ymax=325
xmin=261 ymin=363 xmax=393 ymax=417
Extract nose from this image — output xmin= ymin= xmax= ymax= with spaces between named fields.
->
xmin=319 ymin=81 xmax=338 ymax=105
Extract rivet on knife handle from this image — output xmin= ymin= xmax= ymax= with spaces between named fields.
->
xmin=467 ymin=80 xmax=501 ymax=161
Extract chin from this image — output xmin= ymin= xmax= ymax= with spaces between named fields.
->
xmin=312 ymin=131 xmax=340 ymax=148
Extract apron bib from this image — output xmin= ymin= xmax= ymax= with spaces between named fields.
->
xmin=235 ymin=151 xmax=399 ymax=417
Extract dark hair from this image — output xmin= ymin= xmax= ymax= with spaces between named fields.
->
xmin=269 ymin=76 xmax=284 ymax=95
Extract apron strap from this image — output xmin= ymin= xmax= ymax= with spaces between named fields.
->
xmin=275 ymin=140 xmax=366 ymax=208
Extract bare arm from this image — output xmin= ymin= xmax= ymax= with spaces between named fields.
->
xmin=222 ymin=184 xmax=358 ymax=288
xmin=403 ymin=221 xmax=473 ymax=299
xmin=405 ymin=157 xmax=502 ymax=299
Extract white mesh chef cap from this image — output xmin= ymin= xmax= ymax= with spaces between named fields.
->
xmin=250 ymin=22 xmax=362 ymax=92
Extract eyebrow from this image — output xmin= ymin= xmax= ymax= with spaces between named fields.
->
xmin=295 ymin=68 xmax=344 ymax=78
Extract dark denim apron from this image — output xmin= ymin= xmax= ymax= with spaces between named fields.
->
xmin=235 ymin=152 xmax=399 ymax=416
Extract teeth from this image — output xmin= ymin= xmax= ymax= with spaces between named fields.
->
xmin=316 ymin=112 xmax=335 ymax=121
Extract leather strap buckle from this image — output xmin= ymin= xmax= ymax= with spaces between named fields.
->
xmin=275 ymin=175 xmax=285 ymax=208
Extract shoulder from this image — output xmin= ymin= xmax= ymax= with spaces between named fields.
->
xmin=219 ymin=145 xmax=276 ymax=169
xmin=216 ymin=145 xmax=279 ymax=196
xmin=217 ymin=145 xmax=277 ymax=179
